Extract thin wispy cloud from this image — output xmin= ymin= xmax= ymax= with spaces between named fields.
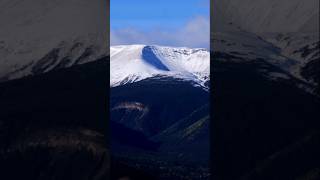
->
xmin=111 ymin=16 xmax=209 ymax=48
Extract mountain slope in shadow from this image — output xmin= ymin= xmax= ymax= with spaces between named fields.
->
xmin=211 ymin=52 xmax=320 ymax=180
xmin=0 ymin=57 xmax=109 ymax=180
xmin=110 ymin=77 xmax=210 ymax=179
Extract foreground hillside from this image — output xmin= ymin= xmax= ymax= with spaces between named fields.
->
xmin=0 ymin=58 xmax=110 ymax=180
xmin=110 ymin=77 xmax=210 ymax=179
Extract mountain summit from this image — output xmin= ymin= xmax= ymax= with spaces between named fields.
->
xmin=110 ymin=45 xmax=210 ymax=88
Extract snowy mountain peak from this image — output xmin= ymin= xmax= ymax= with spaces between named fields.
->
xmin=0 ymin=0 xmax=108 ymax=82
xmin=110 ymin=45 xmax=210 ymax=88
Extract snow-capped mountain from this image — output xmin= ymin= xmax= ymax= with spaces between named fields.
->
xmin=110 ymin=45 xmax=210 ymax=88
xmin=0 ymin=0 xmax=108 ymax=82
xmin=212 ymin=30 xmax=320 ymax=95
xmin=212 ymin=0 xmax=319 ymax=95
xmin=110 ymin=45 xmax=210 ymax=178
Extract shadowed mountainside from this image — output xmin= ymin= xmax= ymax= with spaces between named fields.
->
xmin=211 ymin=52 xmax=320 ymax=180
xmin=0 ymin=58 xmax=109 ymax=180
xmin=110 ymin=77 xmax=210 ymax=179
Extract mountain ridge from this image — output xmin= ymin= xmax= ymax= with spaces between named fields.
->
xmin=110 ymin=44 xmax=210 ymax=89
xmin=0 ymin=0 xmax=109 ymax=82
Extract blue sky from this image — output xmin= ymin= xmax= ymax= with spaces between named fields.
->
xmin=111 ymin=0 xmax=210 ymax=48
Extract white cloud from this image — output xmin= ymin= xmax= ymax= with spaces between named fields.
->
xmin=110 ymin=16 xmax=209 ymax=48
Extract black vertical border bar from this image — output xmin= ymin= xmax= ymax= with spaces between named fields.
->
xmin=106 ymin=0 xmax=111 ymax=177
xmin=210 ymin=0 xmax=214 ymax=179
